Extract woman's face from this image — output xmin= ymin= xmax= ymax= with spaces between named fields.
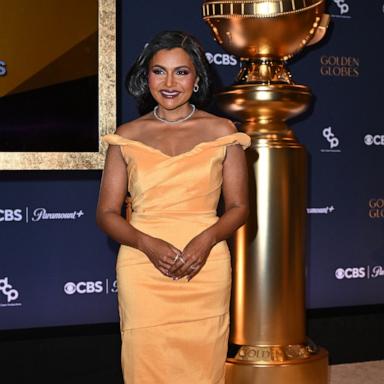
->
xmin=148 ymin=48 xmax=198 ymax=111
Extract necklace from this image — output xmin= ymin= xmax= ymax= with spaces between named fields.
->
xmin=153 ymin=104 xmax=196 ymax=124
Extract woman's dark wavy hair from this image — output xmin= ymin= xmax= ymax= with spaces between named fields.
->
xmin=125 ymin=31 xmax=213 ymax=115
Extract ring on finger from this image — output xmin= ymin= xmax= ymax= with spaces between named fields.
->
xmin=179 ymin=255 xmax=186 ymax=264
xmin=173 ymin=252 xmax=181 ymax=262
xmin=190 ymin=264 xmax=198 ymax=270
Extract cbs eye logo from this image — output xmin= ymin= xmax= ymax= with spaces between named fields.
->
xmin=205 ymin=52 xmax=237 ymax=66
xmin=335 ymin=267 xmax=365 ymax=280
xmin=364 ymin=135 xmax=384 ymax=146
xmin=64 ymin=281 xmax=103 ymax=295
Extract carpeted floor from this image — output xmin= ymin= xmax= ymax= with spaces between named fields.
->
xmin=330 ymin=360 xmax=384 ymax=384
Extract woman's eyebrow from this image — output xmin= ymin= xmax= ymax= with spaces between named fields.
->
xmin=150 ymin=64 xmax=192 ymax=70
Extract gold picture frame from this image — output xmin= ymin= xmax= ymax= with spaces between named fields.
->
xmin=0 ymin=0 xmax=116 ymax=170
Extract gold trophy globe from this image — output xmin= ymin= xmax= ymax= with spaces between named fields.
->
xmin=202 ymin=1 xmax=330 ymax=383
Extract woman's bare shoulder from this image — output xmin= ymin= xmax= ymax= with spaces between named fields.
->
xmin=115 ymin=113 xmax=153 ymax=139
xmin=195 ymin=110 xmax=238 ymax=138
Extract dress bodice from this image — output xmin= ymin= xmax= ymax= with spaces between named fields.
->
xmin=103 ymin=132 xmax=251 ymax=218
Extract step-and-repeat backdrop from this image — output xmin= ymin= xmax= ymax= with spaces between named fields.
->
xmin=1 ymin=1 xmax=383 ymax=330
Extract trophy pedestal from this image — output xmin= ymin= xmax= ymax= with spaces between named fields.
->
xmin=216 ymin=83 xmax=311 ymax=127
xmin=216 ymin=84 xmax=328 ymax=384
xmin=225 ymin=347 xmax=328 ymax=384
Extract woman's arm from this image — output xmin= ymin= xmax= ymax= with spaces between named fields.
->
xmin=169 ymin=141 xmax=249 ymax=280
xmin=203 ymin=143 xmax=249 ymax=243
xmin=96 ymin=144 xmax=181 ymax=275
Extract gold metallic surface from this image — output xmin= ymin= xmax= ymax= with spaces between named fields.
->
xmin=216 ymin=84 xmax=311 ymax=129
xmin=0 ymin=0 xmax=116 ymax=170
xmin=226 ymin=348 xmax=328 ymax=383
xmin=307 ymin=13 xmax=330 ymax=46
xmin=202 ymin=0 xmax=329 ymax=382
xmin=203 ymin=0 xmax=325 ymax=60
xmin=236 ymin=61 xmax=294 ymax=84
xmin=235 ymin=341 xmax=318 ymax=363
xmin=231 ymin=137 xmax=307 ymax=346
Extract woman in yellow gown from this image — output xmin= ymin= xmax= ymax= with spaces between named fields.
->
xmin=97 ymin=31 xmax=250 ymax=384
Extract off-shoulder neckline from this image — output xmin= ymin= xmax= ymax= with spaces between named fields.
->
xmin=104 ymin=132 xmax=250 ymax=159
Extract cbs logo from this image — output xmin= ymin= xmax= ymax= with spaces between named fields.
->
xmin=205 ymin=52 xmax=237 ymax=66
xmin=335 ymin=267 xmax=365 ymax=280
xmin=364 ymin=135 xmax=384 ymax=146
xmin=64 ymin=281 xmax=103 ymax=295
xmin=0 ymin=209 xmax=23 ymax=222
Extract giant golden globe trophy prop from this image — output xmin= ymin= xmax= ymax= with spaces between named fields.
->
xmin=202 ymin=1 xmax=330 ymax=383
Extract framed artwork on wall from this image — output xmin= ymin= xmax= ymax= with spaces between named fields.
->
xmin=0 ymin=0 xmax=116 ymax=169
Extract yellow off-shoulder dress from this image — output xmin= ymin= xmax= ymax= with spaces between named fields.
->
xmin=103 ymin=132 xmax=251 ymax=384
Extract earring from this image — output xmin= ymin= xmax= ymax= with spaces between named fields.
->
xmin=193 ymin=83 xmax=199 ymax=93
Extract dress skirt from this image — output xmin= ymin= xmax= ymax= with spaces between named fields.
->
xmin=116 ymin=226 xmax=232 ymax=384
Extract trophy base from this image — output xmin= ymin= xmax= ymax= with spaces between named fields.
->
xmin=225 ymin=347 xmax=328 ymax=384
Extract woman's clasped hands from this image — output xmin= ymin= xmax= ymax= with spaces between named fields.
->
xmin=139 ymin=233 xmax=214 ymax=281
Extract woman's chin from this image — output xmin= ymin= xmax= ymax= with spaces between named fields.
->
xmin=157 ymin=99 xmax=189 ymax=111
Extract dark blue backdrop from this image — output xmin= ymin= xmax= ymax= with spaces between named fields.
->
xmin=1 ymin=0 xmax=383 ymax=330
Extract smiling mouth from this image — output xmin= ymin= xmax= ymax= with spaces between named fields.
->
xmin=160 ymin=90 xmax=181 ymax=98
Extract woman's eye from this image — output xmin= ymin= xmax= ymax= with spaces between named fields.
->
xmin=176 ymin=70 xmax=189 ymax=76
xmin=152 ymin=68 xmax=164 ymax=75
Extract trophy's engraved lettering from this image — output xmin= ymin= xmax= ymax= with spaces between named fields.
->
xmin=271 ymin=348 xmax=285 ymax=362
xmin=257 ymin=349 xmax=271 ymax=360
